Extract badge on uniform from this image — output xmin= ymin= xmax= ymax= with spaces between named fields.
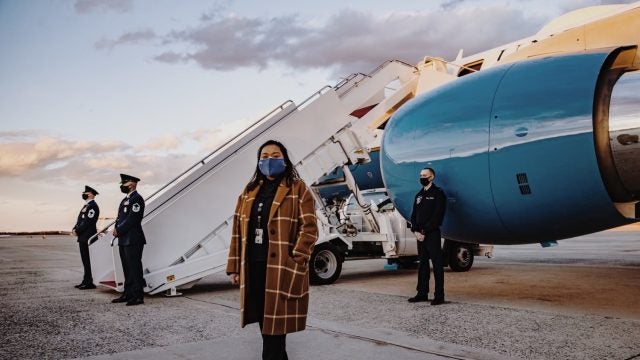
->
xmin=255 ymin=228 xmax=263 ymax=244
xmin=132 ymin=203 xmax=140 ymax=213
xmin=124 ymin=201 xmax=129 ymax=206
xmin=416 ymin=196 xmax=422 ymax=204
xmin=81 ymin=207 xmax=87 ymax=213
xmin=88 ymin=209 xmax=95 ymax=218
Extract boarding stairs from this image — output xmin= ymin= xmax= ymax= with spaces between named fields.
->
xmin=89 ymin=60 xmax=419 ymax=295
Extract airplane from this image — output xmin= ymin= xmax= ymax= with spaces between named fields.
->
xmin=89 ymin=2 xmax=640 ymax=295
xmin=379 ymin=2 xmax=640 ymax=245
xmin=312 ymin=2 xmax=639 ymax=264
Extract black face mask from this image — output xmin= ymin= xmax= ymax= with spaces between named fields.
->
xmin=82 ymin=193 xmax=89 ymax=200
xmin=120 ymin=185 xmax=130 ymax=194
xmin=420 ymin=178 xmax=431 ymax=186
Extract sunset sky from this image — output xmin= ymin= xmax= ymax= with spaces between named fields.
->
xmin=0 ymin=0 xmax=634 ymax=231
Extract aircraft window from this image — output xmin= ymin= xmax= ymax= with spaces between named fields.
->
xmin=458 ymin=60 xmax=484 ymax=77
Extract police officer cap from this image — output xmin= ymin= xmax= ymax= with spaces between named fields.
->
xmin=84 ymin=185 xmax=99 ymax=195
xmin=120 ymin=173 xmax=141 ymax=183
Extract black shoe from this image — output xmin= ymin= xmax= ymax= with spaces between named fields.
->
xmin=126 ymin=298 xmax=144 ymax=306
xmin=74 ymin=283 xmax=84 ymax=288
xmin=430 ymin=298 xmax=445 ymax=305
xmin=408 ymin=294 xmax=429 ymax=303
xmin=111 ymin=296 xmax=128 ymax=303
xmin=78 ymin=283 xmax=96 ymax=290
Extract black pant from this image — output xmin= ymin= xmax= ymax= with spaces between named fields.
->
xmin=260 ymin=332 xmax=287 ymax=360
xmin=78 ymin=241 xmax=92 ymax=284
xmin=119 ymin=244 xmax=145 ymax=300
xmin=416 ymin=230 xmax=445 ymax=299
xmin=249 ymin=261 xmax=288 ymax=360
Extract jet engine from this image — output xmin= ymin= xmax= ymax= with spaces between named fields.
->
xmin=381 ymin=47 xmax=640 ymax=244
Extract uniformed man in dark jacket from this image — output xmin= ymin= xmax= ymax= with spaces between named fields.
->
xmin=111 ymin=173 xmax=146 ymax=306
xmin=408 ymin=167 xmax=446 ymax=305
xmin=72 ymin=185 xmax=100 ymax=290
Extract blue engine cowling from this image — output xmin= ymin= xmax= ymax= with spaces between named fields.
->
xmin=316 ymin=150 xmax=384 ymax=200
xmin=381 ymin=47 xmax=640 ymax=244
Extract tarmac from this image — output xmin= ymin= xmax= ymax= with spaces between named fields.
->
xmin=82 ymin=314 xmax=509 ymax=360
xmin=1 ymin=227 xmax=639 ymax=360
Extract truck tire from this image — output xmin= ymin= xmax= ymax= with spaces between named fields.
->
xmin=447 ymin=242 xmax=474 ymax=272
xmin=310 ymin=243 xmax=342 ymax=285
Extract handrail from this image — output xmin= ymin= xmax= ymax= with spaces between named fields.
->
xmin=147 ymin=99 xmax=295 ymax=203
xmin=297 ymin=85 xmax=332 ymax=110
xmin=89 ymin=100 xmax=294 ymax=243
xmin=338 ymin=59 xmax=419 ymax=97
xmin=333 ymin=73 xmax=361 ymax=91
xmin=89 ymin=62 xmax=401 ymax=245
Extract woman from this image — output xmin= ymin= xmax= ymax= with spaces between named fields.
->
xmin=226 ymin=140 xmax=318 ymax=360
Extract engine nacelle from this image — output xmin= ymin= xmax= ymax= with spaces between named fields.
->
xmin=381 ymin=48 xmax=640 ymax=244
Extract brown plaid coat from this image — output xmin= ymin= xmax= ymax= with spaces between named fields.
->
xmin=226 ymin=178 xmax=317 ymax=335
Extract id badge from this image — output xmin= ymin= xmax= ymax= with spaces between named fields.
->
xmin=255 ymin=228 xmax=263 ymax=244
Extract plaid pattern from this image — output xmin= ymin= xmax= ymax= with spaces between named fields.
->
xmin=226 ymin=178 xmax=318 ymax=335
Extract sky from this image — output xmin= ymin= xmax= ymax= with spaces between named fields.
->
xmin=0 ymin=0 xmax=635 ymax=231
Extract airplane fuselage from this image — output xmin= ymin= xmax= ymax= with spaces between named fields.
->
xmin=377 ymin=3 xmax=640 ymax=245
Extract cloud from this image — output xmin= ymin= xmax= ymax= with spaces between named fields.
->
xmin=33 ymin=152 xmax=198 ymax=187
xmin=0 ymin=124 xmax=251 ymax=186
xmin=153 ymin=15 xmax=310 ymax=71
xmin=0 ymin=137 xmax=193 ymax=186
xmin=186 ymin=117 xmax=252 ymax=152
xmin=74 ymin=0 xmax=133 ymax=14
xmin=0 ymin=129 xmax=48 ymax=139
xmin=153 ymin=51 xmax=185 ymax=64
xmin=95 ymin=29 xmax=157 ymax=50
xmin=441 ymin=0 xmax=466 ymax=10
xmin=199 ymin=0 xmax=233 ymax=22
xmin=141 ymin=6 xmax=545 ymax=75
xmin=99 ymin=0 xmax=638 ymax=75
xmin=0 ymin=137 xmax=128 ymax=176
xmin=138 ymin=134 xmax=182 ymax=151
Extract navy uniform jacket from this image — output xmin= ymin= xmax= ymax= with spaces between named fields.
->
xmin=410 ymin=185 xmax=446 ymax=234
xmin=73 ymin=200 xmax=99 ymax=243
xmin=116 ymin=191 xmax=146 ymax=246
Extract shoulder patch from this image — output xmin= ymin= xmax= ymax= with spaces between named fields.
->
xmin=88 ymin=209 xmax=95 ymax=218
xmin=132 ymin=203 xmax=141 ymax=213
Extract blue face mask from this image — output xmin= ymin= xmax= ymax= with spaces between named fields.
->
xmin=258 ymin=158 xmax=286 ymax=177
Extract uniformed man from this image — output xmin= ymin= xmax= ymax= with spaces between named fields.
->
xmin=408 ymin=167 xmax=447 ymax=305
xmin=111 ymin=173 xmax=146 ymax=306
xmin=72 ymin=185 xmax=100 ymax=290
